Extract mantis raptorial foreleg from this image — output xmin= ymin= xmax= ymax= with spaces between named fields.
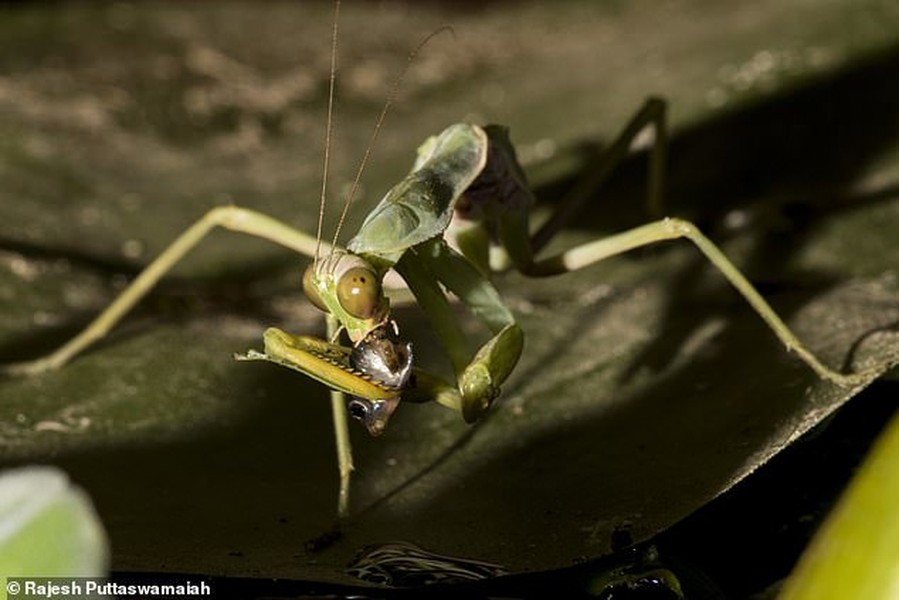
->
xmin=394 ymin=241 xmax=524 ymax=422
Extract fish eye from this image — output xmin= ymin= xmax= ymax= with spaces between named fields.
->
xmin=337 ymin=266 xmax=381 ymax=319
xmin=302 ymin=264 xmax=329 ymax=312
xmin=348 ymin=399 xmax=369 ymax=421
xmin=346 ymin=397 xmax=400 ymax=436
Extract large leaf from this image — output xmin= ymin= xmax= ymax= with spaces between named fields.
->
xmin=0 ymin=0 xmax=897 ymax=584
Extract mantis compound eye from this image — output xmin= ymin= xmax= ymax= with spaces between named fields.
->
xmin=337 ymin=266 xmax=381 ymax=319
xmin=302 ymin=263 xmax=329 ymax=312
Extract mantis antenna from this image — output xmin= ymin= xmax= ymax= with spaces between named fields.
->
xmin=314 ymin=0 xmax=342 ymax=267
xmin=328 ymin=25 xmax=455 ymax=256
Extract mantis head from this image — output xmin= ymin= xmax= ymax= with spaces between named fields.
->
xmin=302 ymin=250 xmax=390 ymax=343
xmin=302 ymin=250 xmax=412 ymax=435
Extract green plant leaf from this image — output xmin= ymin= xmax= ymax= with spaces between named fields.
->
xmin=0 ymin=466 xmax=108 ymax=579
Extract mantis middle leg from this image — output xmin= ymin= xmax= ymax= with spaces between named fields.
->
xmin=1 ymin=205 xmax=360 ymax=517
xmin=2 ymin=206 xmax=327 ymax=376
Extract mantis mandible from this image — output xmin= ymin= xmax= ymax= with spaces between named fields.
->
xmin=1 ymin=1 xmax=885 ymax=520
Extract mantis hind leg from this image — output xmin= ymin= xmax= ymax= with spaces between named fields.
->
xmin=530 ymin=96 xmax=668 ymax=254
xmin=482 ymin=100 xmax=880 ymax=385
xmin=527 ymin=218 xmax=886 ymax=386
xmin=462 ymin=97 xmax=667 ymax=274
xmin=2 ymin=206 xmax=326 ymax=376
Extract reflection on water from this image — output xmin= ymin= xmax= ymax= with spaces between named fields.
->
xmin=346 ymin=541 xmax=507 ymax=586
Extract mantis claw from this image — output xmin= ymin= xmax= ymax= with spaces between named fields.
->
xmin=459 ymin=323 xmax=524 ymax=423
xmin=238 ymin=328 xmax=401 ymax=402
xmin=238 ymin=323 xmax=416 ymax=435
xmin=459 ymin=364 xmax=500 ymax=423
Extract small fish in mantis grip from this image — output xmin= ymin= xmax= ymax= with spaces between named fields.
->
xmin=347 ymin=320 xmax=412 ymax=435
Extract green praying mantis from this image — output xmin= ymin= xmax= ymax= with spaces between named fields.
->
xmin=1 ymin=2 xmax=888 ymax=521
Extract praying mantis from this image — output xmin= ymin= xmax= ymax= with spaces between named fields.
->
xmin=1 ymin=2 xmax=890 ymax=523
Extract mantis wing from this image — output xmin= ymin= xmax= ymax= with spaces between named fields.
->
xmin=347 ymin=123 xmax=488 ymax=265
